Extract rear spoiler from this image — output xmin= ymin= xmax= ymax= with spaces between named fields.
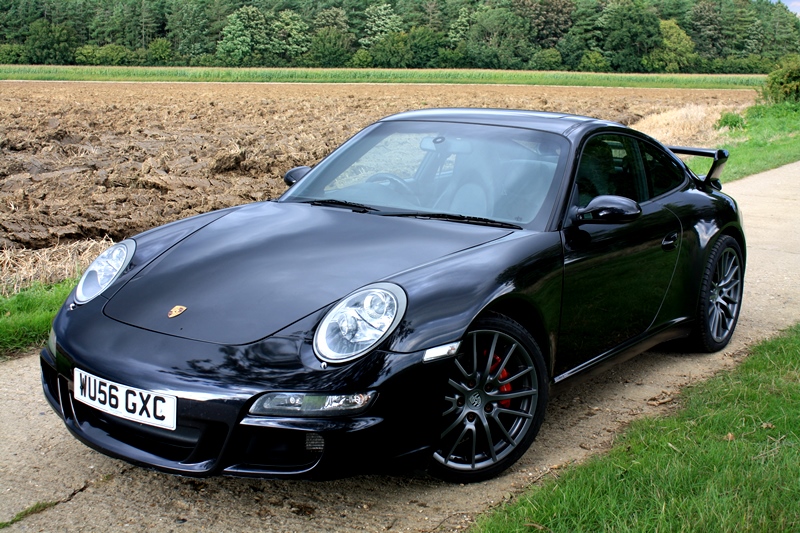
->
xmin=667 ymin=146 xmax=729 ymax=191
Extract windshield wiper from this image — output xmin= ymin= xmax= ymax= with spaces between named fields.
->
xmin=381 ymin=211 xmax=522 ymax=229
xmin=303 ymin=199 xmax=378 ymax=213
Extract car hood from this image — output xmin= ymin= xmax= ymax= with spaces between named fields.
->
xmin=104 ymin=201 xmax=511 ymax=345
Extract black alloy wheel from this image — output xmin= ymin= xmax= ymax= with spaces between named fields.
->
xmin=431 ymin=314 xmax=548 ymax=483
xmin=693 ymin=235 xmax=744 ymax=352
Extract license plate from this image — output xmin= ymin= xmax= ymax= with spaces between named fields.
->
xmin=73 ymin=368 xmax=177 ymax=431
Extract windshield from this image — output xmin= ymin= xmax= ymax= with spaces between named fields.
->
xmin=280 ymin=120 xmax=569 ymax=229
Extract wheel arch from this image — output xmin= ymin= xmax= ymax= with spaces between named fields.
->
xmin=719 ymin=224 xmax=746 ymax=266
xmin=478 ymin=295 xmax=556 ymax=379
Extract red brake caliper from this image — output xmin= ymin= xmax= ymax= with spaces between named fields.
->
xmin=489 ymin=355 xmax=512 ymax=408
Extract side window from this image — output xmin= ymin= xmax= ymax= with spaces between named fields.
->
xmin=640 ymin=141 xmax=686 ymax=198
xmin=575 ymin=135 xmax=639 ymax=207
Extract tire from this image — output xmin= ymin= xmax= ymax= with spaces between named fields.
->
xmin=691 ymin=235 xmax=744 ymax=352
xmin=430 ymin=313 xmax=548 ymax=483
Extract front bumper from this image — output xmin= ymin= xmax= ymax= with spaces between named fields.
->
xmin=41 ymin=305 xmax=448 ymax=479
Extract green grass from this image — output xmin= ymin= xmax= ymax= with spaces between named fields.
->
xmin=688 ymin=101 xmax=800 ymax=182
xmin=474 ymin=324 xmax=800 ymax=532
xmin=0 ymin=65 xmax=765 ymax=89
xmin=0 ymin=501 xmax=58 ymax=529
xmin=0 ymin=280 xmax=74 ymax=359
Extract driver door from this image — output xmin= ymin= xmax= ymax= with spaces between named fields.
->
xmin=556 ymin=134 xmax=682 ymax=379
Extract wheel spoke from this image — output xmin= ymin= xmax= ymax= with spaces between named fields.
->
xmin=720 ymin=264 xmax=739 ymax=287
xmin=717 ymin=308 xmax=729 ymax=339
xmin=454 ymin=358 xmax=470 ymax=380
xmin=720 ymin=281 xmax=741 ymax=301
xmin=718 ymin=299 xmax=735 ymax=319
xmin=499 ymin=366 xmax=533 ymax=386
xmin=442 ymin=423 xmax=472 ymax=464
xmin=471 ymin=333 xmax=478 ymax=375
xmin=447 ymin=378 xmax=469 ymax=396
xmin=469 ymin=425 xmax=477 ymax=468
xmin=709 ymin=306 xmax=721 ymax=338
xmin=480 ymin=415 xmax=498 ymax=462
xmin=495 ymin=406 xmax=534 ymax=420
xmin=483 ymin=333 xmax=500 ymax=378
xmin=492 ymin=388 xmax=537 ymax=402
xmin=720 ymin=254 xmax=738 ymax=281
xmin=492 ymin=342 xmax=517 ymax=381
xmin=490 ymin=411 xmax=517 ymax=445
xmin=440 ymin=410 xmax=468 ymax=440
xmin=442 ymin=395 xmax=459 ymax=417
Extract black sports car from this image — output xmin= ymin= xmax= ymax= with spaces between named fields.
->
xmin=42 ymin=108 xmax=745 ymax=482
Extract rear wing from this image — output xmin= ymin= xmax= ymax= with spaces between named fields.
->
xmin=667 ymin=146 xmax=729 ymax=191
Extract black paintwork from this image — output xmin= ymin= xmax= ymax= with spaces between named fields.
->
xmin=41 ymin=108 xmax=745 ymax=479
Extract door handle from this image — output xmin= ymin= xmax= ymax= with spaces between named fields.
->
xmin=662 ymin=232 xmax=679 ymax=251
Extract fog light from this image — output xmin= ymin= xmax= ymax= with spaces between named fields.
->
xmin=249 ymin=391 xmax=376 ymax=417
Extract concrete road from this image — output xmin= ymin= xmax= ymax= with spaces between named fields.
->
xmin=2 ymin=161 xmax=799 ymax=532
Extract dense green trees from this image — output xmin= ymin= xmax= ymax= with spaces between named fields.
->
xmin=601 ymin=0 xmax=662 ymax=72
xmin=0 ymin=0 xmax=798 ymax=73
xmin=644 ymin=19 xmax=697 ymax=72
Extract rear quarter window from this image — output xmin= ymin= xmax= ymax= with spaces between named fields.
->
xmin=640 ymin=141 xmax=687 ymax=198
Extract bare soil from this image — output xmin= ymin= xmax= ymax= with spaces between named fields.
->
xmin=3 ymin=82 xmax=797 ymax=533
xmin=0 ymin=81 xmax=754 ymax=250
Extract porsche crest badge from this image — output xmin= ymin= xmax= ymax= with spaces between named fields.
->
xmin=168 ymin=305 xmax=187 ymax=318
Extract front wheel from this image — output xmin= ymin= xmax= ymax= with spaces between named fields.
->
xmin=430 ymin=314 xmax=548 ymax=483
xmin=691 ymin=235 xmax=744 ymax=352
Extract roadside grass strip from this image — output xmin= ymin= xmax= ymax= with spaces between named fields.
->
xmin=473 ymin=324 xmax=800 ymax=533
xmin=0 ymin=280 xmax=74 ymax=358
xmin=688 ymin=101 xmax=800 ymax=183
xmin=0 ymin=65 xmax=765 ymax=90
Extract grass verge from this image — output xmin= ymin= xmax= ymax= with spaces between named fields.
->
xmin=688 ymin=101 xmax=800 ymax=182
xmin=473 ymin=324 xmax=800 ymax=532
xmin=0 ymin=280 xmax=74 ymax=359
xmin=0 ymin=65 xmax=765 ymax=89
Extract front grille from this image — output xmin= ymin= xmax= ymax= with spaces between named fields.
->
xmin=70 ymin=398 xmax=226 ymax=463
xmin=230 ymin=426 xmax=324 ymax=473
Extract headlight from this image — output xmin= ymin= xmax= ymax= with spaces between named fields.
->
xmin=313 ymin=282 xmax=407 ymax=363
xmin=75 ymin=239 xmax=136 ymax=304
xmin=249 ymin=391 xmax=376 ymax=417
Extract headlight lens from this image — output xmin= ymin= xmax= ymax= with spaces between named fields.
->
xmin=313 ymin=282 xmax=407 ymax=363
xmin=75 ymin=239 xmax=136 ymax=304
xmin=249 ymin=391 xmax=376 ymax=417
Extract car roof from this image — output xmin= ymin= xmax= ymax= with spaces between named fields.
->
xmin=380 ymin=108 xmax=625 ymax=137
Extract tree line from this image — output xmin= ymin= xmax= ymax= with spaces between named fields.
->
xmin=1 ymin=0 xmax=799 ymax=73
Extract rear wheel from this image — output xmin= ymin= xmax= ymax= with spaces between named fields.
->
xmin=430 ymin=314 xmax=548 ymax=483
xmin=691 ymin=235 xmax=744 ymax=352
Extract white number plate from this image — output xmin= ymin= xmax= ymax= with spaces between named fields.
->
xmin=73 ymin=368 xmax=177 ymax=431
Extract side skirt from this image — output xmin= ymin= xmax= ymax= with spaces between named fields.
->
xmin=552 ymin=318 xmax=693 ymax=385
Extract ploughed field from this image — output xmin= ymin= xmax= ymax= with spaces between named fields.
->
xmin=0 ymin=81 xmax=755 ymax=251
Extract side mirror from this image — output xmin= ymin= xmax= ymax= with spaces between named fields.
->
xmin=575 ymin=195 xmax=642 ymax=224
xmin=284 ymin=166 xmax=311 ymax=187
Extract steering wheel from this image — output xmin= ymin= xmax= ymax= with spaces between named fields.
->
xmin=366 ymin=173 xmax=419 ymax=203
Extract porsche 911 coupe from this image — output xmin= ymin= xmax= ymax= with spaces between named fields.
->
xmin=42 ymin=108 xmax=745 ymax=482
